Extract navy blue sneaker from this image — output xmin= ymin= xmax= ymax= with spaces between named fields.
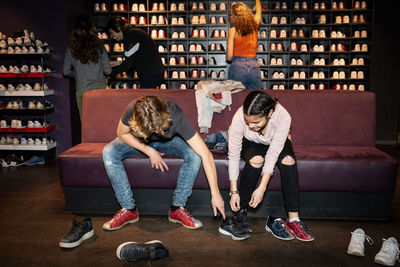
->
xmin=24 ymin=155 xmax=44 ymax=166
xmin=265 ymin=216 xmax=295 ymax=241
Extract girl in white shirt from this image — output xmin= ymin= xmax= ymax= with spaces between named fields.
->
xmin=225 ymin=91 xmax=313 ymax=241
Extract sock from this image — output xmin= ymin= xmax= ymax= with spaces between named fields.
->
xmin=170 ymin=205 xmax=180 ymax=211
xmin=129 ymin=207 xmax=137 ymax=213
xmin=288 ymin=217 xmax=300 ymax=223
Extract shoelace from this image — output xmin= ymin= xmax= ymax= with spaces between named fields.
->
xmin=381 ymin=239 xmax=400 ymax=261
xmin=113 ymin=209 xmax=126 ymax=219
xmin=351 ymin=231 xmax=374 ymax=245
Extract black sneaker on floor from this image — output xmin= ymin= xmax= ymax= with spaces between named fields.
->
xmin=232 ymin=208 xmax=252 ymax=233
xmin=116 ymin=240 xmax=169 ymax=262
xmin=59 ymin=218 xmax=94 ymax=248
xmin=218 ymin=217 xmax=250 ymax=241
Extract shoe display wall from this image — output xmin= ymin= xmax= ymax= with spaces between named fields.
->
xmin=90 ymin=0 xmax=230 ymax=89
xmin=257 ymin=0 xmax=373 ymax=90
xmin=90 ymin=0 xmax=373 ymax=90
xmin=0 ymin=29 xmax=56 ymax=165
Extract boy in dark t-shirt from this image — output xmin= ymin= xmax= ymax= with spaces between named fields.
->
xmin=102 ymin=96 xmax=226 ymax=231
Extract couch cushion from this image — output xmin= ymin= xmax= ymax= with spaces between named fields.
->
xmin=59 ymin=143 xmax=396 ymax=193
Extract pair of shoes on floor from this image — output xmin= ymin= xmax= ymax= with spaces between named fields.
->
xmin=265 ymin=216 xmax=314 ymax=241
xmin=116 ymin=240 xmax=169 ymax=262
xmin=59 ymin=218 xmax=94 ymax=248
xmin=102 ymin=207 xmax=202 ymax=231
xmin=347 ymin=228 xmax=400 ymax=266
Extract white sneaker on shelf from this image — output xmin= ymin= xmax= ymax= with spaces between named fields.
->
xmin=347 ymin=228 xmax=374 ymax=257
xmin=374 ymin=237 xmax=400 ymax=266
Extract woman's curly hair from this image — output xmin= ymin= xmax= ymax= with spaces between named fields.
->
xmin=69 ymin=15 xmax=104 ymax=64
xmin=230 ymin=2 xmax=258 ymax=35
xmin=129 ymin=96 xmax=172 ymax=141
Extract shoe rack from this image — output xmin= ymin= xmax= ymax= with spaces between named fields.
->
xmin=89 ymin=0 xmax=373 ymax=91
xmin=90 ymin=0 xmax=229 ymax=89
xmin=0 ymin=50 xmax=57 ymax=164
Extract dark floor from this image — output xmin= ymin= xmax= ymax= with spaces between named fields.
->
xmin=0 ymin=146 xmax=399 ymax=267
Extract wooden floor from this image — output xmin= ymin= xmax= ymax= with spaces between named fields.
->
xmin=0 ymin=145 xmax=399 ymax=266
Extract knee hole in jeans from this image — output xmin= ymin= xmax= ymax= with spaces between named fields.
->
xmin=249 ymin=155 xmax=264 ymax=168
xmin=281 ymin=155 xmax=295 ymax=165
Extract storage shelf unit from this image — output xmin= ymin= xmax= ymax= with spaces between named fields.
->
xmin=89 ymin=0 xmax=373 ymax=90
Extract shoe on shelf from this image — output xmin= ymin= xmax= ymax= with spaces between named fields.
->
xmin=103 ymin=208 xmax=139 ymax=231
xmin=219 ymin=217 xmax=249 ymax=241
xmin=24 ymin=155 xmax=45 ymax=166
xmin=59 ymin=218 xmax=94 ymax=248
xmin=347 ymin=228 xmax=374 ymax=256
xmin=265 ymin=216 xmax=295 ymax=240
xmin=116 ymin=240 xmax=169 ymax=262
xmin=374 ymin=237 xmax=400 ymax=266
xmin=286 ymin=219 xmax=314 ymax=241
xmin=168 ymin=207 xmax=202 ymax=229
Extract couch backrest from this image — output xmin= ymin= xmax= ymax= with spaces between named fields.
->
xmin=82 ymin=89 xmax=376 ymax=146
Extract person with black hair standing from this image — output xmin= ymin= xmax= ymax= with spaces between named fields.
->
xmin=219 ymin=91 xmax=314 ymax=241
xmin=107 ymin=17 xmax=164 ymax=88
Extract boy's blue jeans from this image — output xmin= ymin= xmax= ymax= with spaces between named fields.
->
xmin=102 ymin=136 xmax=202 ymax=209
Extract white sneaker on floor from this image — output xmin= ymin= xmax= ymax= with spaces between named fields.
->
xmin=374 ymin=237 xmax=400 ymax=266
xmin=347 ymin=228 xmax=374 ymax=256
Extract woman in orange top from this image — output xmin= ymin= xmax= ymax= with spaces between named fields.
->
xmin=226 ymin=0 xmax=262 ymax=89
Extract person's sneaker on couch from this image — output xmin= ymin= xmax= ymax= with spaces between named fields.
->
xmin=168 ymin=207 xmax=203 ymax=229
xmin=265 ymin=216 xmax=295 ymax=241
xmin=286 ymin=219 xmax=314 ymax=241
xmin=59 ymin=218 xmax=94 ymax=248
xmin=116 ymin=240 xmax=169 ymax=262
xmin=103 ymin=208 xmax=139 ymax=231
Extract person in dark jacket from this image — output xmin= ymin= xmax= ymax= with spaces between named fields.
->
xmin=107 ymin=17 xmax=164 ymax=88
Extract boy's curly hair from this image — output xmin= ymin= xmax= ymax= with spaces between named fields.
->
xmin=230 ymin=2 xmax=258 ymax=35
xmin=129 ymin=96 xmax=172 ymax=141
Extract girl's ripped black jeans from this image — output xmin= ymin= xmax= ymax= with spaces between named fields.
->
xmin=238 ymin=138 xmax=300 ymax=212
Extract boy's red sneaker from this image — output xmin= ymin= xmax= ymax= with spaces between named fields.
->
xmin=103 ymin=208 xmax=139 ymax=231
xmin=168 ymin=208 xmax=203 ymax=229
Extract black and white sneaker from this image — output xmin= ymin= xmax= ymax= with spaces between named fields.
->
xmin=232 ymin=208 xmax=252 ymax=233
xmin=59 ymin=218 xmax=94 ymax=248
xmin=116 ymin=240 xmax=169 ymax=262
xmin=218 ymin=218 xmax=250 ymax=241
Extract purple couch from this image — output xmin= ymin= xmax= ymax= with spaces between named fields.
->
xmin=59 ymin=89 xmax=397 ymax=219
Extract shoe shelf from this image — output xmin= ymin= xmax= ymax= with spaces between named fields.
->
xmin=0 ymin=89 xmax=54 ymax=97
xmin=0 ymin=72 xmax=53 ymax=78
xmin=0 ymin=124 xmax=55 ymax=133
xmin=89 ymin=0 xmax=229 ymax=89
xmin=0 ymin=32 xmax=56 ymax=163
xmin=0 ymin=53 xmax=54 ymax=60
xmin=90 ymin=0 xmax=373 ymax=90
xmin=2 ymin=107 xmax=54 ymax=115
xmin=0 ymin=142 xmax=56 ymax=151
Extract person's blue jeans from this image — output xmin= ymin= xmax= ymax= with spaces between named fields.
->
xmin=228 ymin=56 xmax=262 ymax=89
xmin=102 ymin=136 xmax=202 ymax=209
